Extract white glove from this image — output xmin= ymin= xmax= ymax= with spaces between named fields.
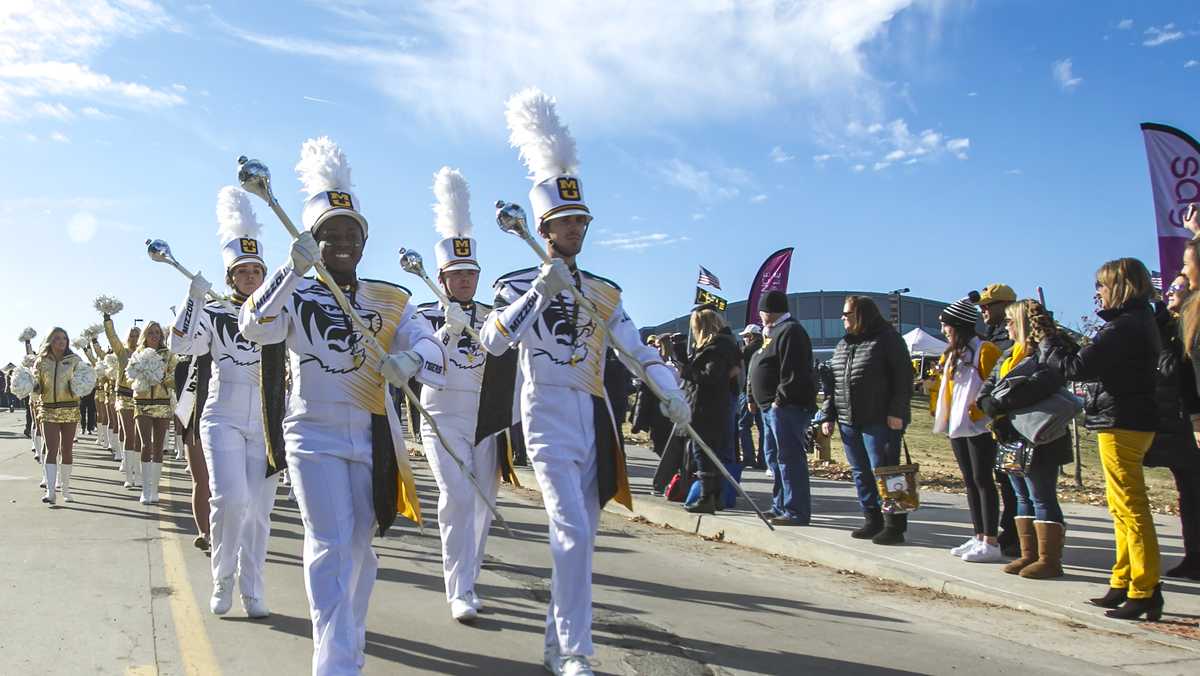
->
xmin=532 ymin=259 xmax=573 ymax=298
xmin=660 ymin=390 xmax=692 ymax=426
xmin=290 ymin=231 xmax=320 ymax=276
xmin=380 ymin=350 xmax=423 ymax=387
xmin=443 ymin=303 xmax=470 ymax=337
xmin=188 ymin=272 xmax=212 ymax=301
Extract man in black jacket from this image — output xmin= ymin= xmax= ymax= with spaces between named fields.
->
xmin=748 ymin=290 xmax=817 ymax=526
xmin=978 ymin=283 xmax=1021 ymax=557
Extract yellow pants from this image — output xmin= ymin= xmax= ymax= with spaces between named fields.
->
xmin=1097 ymin=429 xmax=1159 ymax=598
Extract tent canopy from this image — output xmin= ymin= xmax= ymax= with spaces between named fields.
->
xmin=904 ymin=328 xmax=948 ymax=357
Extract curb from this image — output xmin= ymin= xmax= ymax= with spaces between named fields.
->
xmin=508 ymin=466 xmax=1200 ymax=653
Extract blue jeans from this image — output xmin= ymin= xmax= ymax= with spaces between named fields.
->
xmin=1008 ymin=461 xmax=1064 ymax=524
xmin=737 ymin=394 xmax=763 ymax=465
xmin=762 ymin=404 xmax=814 ymax=521
xmin=839 ymin=423 xmax=902 ymax=512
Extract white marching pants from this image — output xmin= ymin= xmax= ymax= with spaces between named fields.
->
xmin=522 ymin=385 xmax=601 ymax=658
xmin=288 ymin=451 xmax=377 ymax=676
xmin=200 ymin=414 xmax=277 ymax=599
xmin=421 ymin=402 xmax=498 ymax=603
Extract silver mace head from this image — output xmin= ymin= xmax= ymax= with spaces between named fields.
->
xmin=397 ymin=248 xmax=426 ymax=276
xmin=495 ymin=200 xmax=529 ymax=237
xmin=146 ymin=238 xmax=177 ymax=265
xmin=237 ymin=155 xmax=275 ymax=203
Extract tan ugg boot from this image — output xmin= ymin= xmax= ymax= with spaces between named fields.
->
xmin=1020 ymin=521 xmax=1064 ymax=579
xmin=1002 ymin=516 xmax=1037 ymax=575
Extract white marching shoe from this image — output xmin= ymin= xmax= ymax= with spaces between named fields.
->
xmin=242 ymin=594 xmax=270 ymax=619
xmin=139 ymin=462 xmax=152 ymax=504
xmin=210 ymin=576 xmax=234 ymax=615
xmin=450 ymin=597 xmax=478 ymax=623
xmin=557 ymin=655 xmax=594 ymax=676
xmin=59 ymin=465 xmax=73 ymax=503
xmin=41 ymin=464 xmax=57 ymax=505
xmin=149 ymin=462 xmax=162 ymax=504
xmin=464 ymin=590 xmax=483 ymax=612
xmin=122 ymin=451 xmax=137 ymax=489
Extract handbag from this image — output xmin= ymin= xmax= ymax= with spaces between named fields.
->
xmin=1007 ymin=389 xmax=1083 ymax=445
xmin=873 ymin=437 xmax=920 ymax=514
xmin=665 ymin=472 xmax=690 ymax=502
xmin=995 ymin=439 xmax=1034 ymax=477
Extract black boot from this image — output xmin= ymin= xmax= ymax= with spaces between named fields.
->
xmin=684 ymin=475 xmax=718 ymax=514
xmin=1104 ymin=584 xmax=1164 ymax=622
xmin=1088 ymin=586 xmax=1128 ymax=609
xmin=872 ymin=513 xmax=906 ymax=545
xmin=1165 ymin=553 xmax=1200 ymax=580
xmin=852 ymin=508 xmax=884 ymax=539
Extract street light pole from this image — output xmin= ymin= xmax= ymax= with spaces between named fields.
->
xmin=890 ymin=288 xmax=910 ymax=331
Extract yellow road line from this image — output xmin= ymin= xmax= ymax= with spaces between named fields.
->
xmin=159 ymin=464 xmax=222 ymax=676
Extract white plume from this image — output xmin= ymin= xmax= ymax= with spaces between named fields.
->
xmin=70 ymin=362 xmax=97 ymax=397
xmin=432 ymin=166 xmax=474 ymax=239
xmin=94 ymin=295 xmax=123 ymax=316
xmin=296 ymin=136 xmax=353 ymax=197
xmin=215 ymin=186 xmax=262 ymax=243
xmin=9 ymin=366 xmax=34 ymax=399
xmin=505 ymin=88 xmax=579 ymax=182
xmin=18 ymin=327 xmax=35 ymax=343
xmin=126 ymin=347 xmax=166 ymax=392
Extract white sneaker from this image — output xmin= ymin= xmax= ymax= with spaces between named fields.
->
xmin=450 ymin=597 xmax=477 ymax=623
xmin=764 ymin=469 xmax=774 ymax=480
xmin=962 ymin=541 xmax=1003 ymax=563
xmin=950 ymin=537 xmax=978 ymax=557
xmin=210 ymin=576 xmax=234 ymax=615
xmin=242 ymin=594 xmax=270 ymax=618
xmin=558 ymin=655 xmax=594 ymax=676
xmin=464 ymin=590 xmax=483 ymax=612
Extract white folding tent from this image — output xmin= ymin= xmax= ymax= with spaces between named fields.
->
xmin=903 ymin=328 xmax=948 ymax=356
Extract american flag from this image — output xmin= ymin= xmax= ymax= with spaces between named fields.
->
xmin=1151 ymin=270 xmax=1163 ymax=292
xmin=697 ymin=265 xmax=722 ymax=290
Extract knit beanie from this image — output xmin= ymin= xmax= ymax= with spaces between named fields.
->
xmin=940 ymin=291 xmax=982 ymax=329
xmin=758 ymin=290 xmax=789 ymax=313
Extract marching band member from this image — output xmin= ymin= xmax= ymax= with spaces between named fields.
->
xmin=239 ymin=137 xmax=446 ymax=675
xmin=101 ymin=306 xmax=142 ymax=488
xmin=416 ymin=167 xmax=515 ymax=623
xmin=32 ymin=328 xmax=95 ymax=504
xmin=478 ymin=89 xmax=690 ymax=676
xmin=170 ymin=186 xmax=275 ymax=616
xmin=128 ymin=321 xmax=178 ymax=505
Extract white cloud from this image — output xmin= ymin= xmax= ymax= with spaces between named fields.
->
xmin=49 ymin=131 xmax=69 ymax=143
xmin=852 ymin=163 xmax=866 ymax=172
xmin=33 ymin=102 xmax=73 ymax=120
xmin=884 ymin=149 xmax=906 ymax=162
xmin=1117 ymin=19 xmax=1134 ymax=30
xmin=813 ymin=153 xmax=833 ymax=162
xmin=66 ymin=211 xmax=97 ymax=242
xmin=80 ymin=106 xmax=110 ymax=118
xmin=217 ymin=0 xmax=949 ymax=129
xmin=750 ymin=194 xmax=768 ymax=203
xmin=836 ymin=116 xmax=967 ymax=170
xmin=594 ymin=231 xmax=689 ymax=252
xmin=23 ymin=133 xmax=36 ymax=142
xmin=769 ymin=146 xmax=796 ymax=163
xmin=690 ymin=212 xmax=706 ymax=221
xmin=1004 ymin=168 xmax=1023 ymax=175
xmin=658 ymin=158 xmax=747 ymax=202
xmin=1186 ymin=60 xmax=1199 ymax=69
xmin=303 ymin=95 xmax=335 ymax=104
xmin=0 ymin=1 xmax=183 ymax=119
xmin=966 ymin=91 xmax=978 ymax=97
xmin=946 ymin=137 xmax=970 ymax=159
xmin=1053 ymin=58 xmax=1082 ymax=91
xmin=1144 ymin=24 xmax=1184 ymax=47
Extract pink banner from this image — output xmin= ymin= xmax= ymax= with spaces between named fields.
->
xmin=745 ymin=247 xmax=793 ymax=327
xmin=1141 ymin=123 xmax=1200 ymax=290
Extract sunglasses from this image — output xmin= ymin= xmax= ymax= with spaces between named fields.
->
xmin=1168 ymin=282 xmax=1187 ymax=294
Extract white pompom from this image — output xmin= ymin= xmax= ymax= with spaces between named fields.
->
xmin=18 ymin=327 xmax=36 ymax=343
xmin=22 ymin=354 xmax=36 ymax=368
xmin=126 ymin=347 xmax=166 ymax=391
xmin=99 ymin=353 xmax=119 ymax=380
xmin=94 ymin=295 xmax=124 ymax=316
xmin=9 ymin=367 xmax=34 ymax=399
xmin=70 ymin=362 xmax=97 ymax=397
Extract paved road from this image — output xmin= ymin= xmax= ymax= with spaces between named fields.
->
xmin=1 ymin=409 xmax=1197 ymax=675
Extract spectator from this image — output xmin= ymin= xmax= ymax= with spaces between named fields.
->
xmin=976 ymin=299 xmax=1072 ymax=579
xmin=632 ymin=336 xmax=675 ymax=460
xmin=821 ymin=296 xmax=912 ymax=544
xmin=604 ymin=349 xmax=633 ymax=431
xmin=737 ymin=325 xmax=765 ymax=469
xmin=748 ymin=290 xmax=817 ymax=526
xmin=1040 ymin=257 xmax=1163 ymax=620
xmin=679 ymin=308 xmax=741 ymax=513
xmin=1168 ymin=252 xmax=1200 ymax=580
xmin=977 ymin=283 xmax=1021 ymax=557
xmin=934 ymin=294 xmax=1004 ymax=562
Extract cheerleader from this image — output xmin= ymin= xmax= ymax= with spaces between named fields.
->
xmin=101 ymin=311 xmax=142 ymax=488
xmin=170 ymin=186 xmax=275 ymax=615
xmin=80 ymin=332 xmax=112 ymax=452
xmin=128 ymin=321 xmax=178 ymax=506
xmin=173 ymin=353 xmax=211 ymax=552
xmin=33 ymin=328 xmax=95 ymax=505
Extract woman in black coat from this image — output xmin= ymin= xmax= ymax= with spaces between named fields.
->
xmin=679 ymin=308 xmax=741 ymax=514
xmin=1161 ymin=264 xmax=1200 ymax=580
xmin=977 ymin=299 xmax=1072 ymax=580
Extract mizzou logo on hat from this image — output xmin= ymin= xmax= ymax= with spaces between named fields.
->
xmin=556 ymin=178 xmax=581 ymax=201
xmin=452 ymin=238 xmax=472 ymax=257
xmin=239 ymin=238 xmax=259 ymax=255
xmin=326 ymin=191 xmax=354 ymax=209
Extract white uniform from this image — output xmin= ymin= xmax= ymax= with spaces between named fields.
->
xmin=479 ymin=265 xmax=680 ymax=658
xmin=415 ymin=300 xmax=499 ymax=603
xmin=240 ymin=264 xmax=445 ymax=676
xmin=170 ymin=293 xmax=277 ymax=602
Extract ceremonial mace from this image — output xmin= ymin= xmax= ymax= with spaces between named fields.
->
xmin=145 ymin=239 xmax=234 ymax=311
xmin=494 ymin=200 xmax=775 ymax=531
xmin=236 ymin=156 xmax=513 ymax=537
xmin=397 ymin=248 xmax=482 ymax=343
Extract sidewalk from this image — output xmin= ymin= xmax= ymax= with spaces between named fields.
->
xmin=510 ymin=443 xmax=1200 ymax=649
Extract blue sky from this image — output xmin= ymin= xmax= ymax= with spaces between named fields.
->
xmin=2 ymin=0 xmax=1199 ymax=367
